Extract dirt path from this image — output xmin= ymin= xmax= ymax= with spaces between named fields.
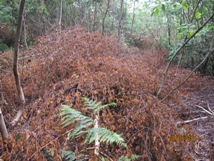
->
xmin=181 ymin=78 xmax=214 ymax=160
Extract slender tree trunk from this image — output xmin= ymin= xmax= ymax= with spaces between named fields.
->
xmin=0 ymin=79 xmax=8 ymax=140
xmin=59 ymin=0 xmax=63 ymax=32
xmin=167 ymin=14 xmax=171 ymax=46
xmin=23 ymin=12 xmax=28 ymax=48
xmin=0 ymin=108 xmax=8 ymax=140
xmin=102 ymin=0 xmax=111 ymax=35
xmin=11 ymin=0 xmax=26 ymax=126
xmin=117 ymin=0 xmax=124 ymax=42
xmin=40 ymin=0 xmax=50 ymax=34
xmin=93 ymin=1 xmax=98 ymax=32
xmin=130 ymin=0 xmax=136 ymax=35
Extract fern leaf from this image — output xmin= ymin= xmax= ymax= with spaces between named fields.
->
xmin=131 ymin=154 xmax=142 ymax=160
xmin=85 ymin=128 xmax=127 ymax=148
xmin=82 ymin=97 xmax=101 ymax=110
xmin=69 ymin=120 xmax=93 ymax=139
xmin=82 ymin=97 xmax=117 ymax=113
xmin=118 ymin=154 xmax=141 ymax=161
xmin=60 ymin=104 xmax=93 ymax=131
xmin=94 ymin=102 xmax=117 ymax=113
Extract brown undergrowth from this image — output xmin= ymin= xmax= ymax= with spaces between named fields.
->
xmin=0 ymin=26 xmax=208 ymax=160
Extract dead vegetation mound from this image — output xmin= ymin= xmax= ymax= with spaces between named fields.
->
xmin=0 ymin=27 xmax=204 ymax=160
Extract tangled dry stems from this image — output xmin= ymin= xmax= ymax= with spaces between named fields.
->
xmin=0 ymin=26 xmax=212 ymax=160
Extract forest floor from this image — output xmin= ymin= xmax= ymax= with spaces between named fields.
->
xmin=181 ymin=81 xmax=214 ymax=160
xmin=0 ymin=27 xmax=214 ymax=160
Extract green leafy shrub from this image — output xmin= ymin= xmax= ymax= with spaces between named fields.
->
xmin=0 ymin=43 xmax=9 ymax=53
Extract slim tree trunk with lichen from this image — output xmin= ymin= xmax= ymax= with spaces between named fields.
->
xmin=11 ymin=0 xmax=26 ymax=126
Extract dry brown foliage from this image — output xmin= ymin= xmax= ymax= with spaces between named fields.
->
xmin=0 ymin=26 xmax=211 ymax=160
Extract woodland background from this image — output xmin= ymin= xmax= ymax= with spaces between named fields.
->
xmin=0 ymin=0 xmax=214 ymax=160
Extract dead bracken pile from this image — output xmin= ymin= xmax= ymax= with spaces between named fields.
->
xmin=0 ymin=27 xmax=206 ymax=160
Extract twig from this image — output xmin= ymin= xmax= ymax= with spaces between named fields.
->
xmin=206 ymin=101 xmax=214 ymax=115
xmin=100 ymin=151 xmax=114 ymax=161
xmin=176 ymin=116 xmax=212 ymax=125
xmin=195 ymin=105 xmax=214 ymax=116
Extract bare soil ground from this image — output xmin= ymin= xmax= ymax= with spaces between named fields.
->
xmin=180 ymin=77 xmax=214 ymax=160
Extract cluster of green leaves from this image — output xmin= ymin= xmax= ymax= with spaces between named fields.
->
xmin=150 ymin=0 xmax=214 ymax=75
xmin=61 ymin=149 xmax=87 ymax=161
xmin=0 ymin=43 xmax=9 ymax=53
xmin=0 ymin=1 xmax=15 ymax=23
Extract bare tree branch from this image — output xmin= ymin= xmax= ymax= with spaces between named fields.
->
xmin=161 ymin=35 xmax=214 ymax=101
xmin=157 ymin=13 xmax=214 ymax=97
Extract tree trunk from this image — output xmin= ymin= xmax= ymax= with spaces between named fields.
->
xmin=11 ymin=0 xmax=26 ymax=126
xmin=102 ymin=0 xmax=111 ymax=35
xmin=117 ymin=0 xmax=124 ymax=42
xmin=130 ymin=0 xmax=136 ymax=35
xmin=0 ymin=80 xmax=8 ymax=140
xmin=0 ymin=108 xmax=8 ymax=140
xmin=23 ymin=12 xmax=28 ymax=48
xmin=59 ymin=0 xmax=63 ymax=32
xmin=93 ymin=1 xmax=98 ymax=32
xmin=167 ymin=14 xmax=171 ymax=46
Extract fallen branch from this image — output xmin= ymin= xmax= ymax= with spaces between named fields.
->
xmin=206 ymin=101 xmax=214 ymax=115
xmin=176 ymin=116 xmax=212 ymax=125
xmin=195 ymin=104 xmax=214 ymax=116
xmin=177 ymin=103 xmax=214 ymax=125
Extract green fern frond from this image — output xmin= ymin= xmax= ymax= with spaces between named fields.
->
xmin=85 ymin=128 xmax=127 ymax=148
xmin=82 ymin=97 xmax=117 ymax=113
xmin=94 ymin=102 xmax=117 ymax=113
xmin=60 ymin=105 xmax=89 ymax=127
xmin=68 ymin=121 xmax=93 ymax=139
xmin=61 ymin=149 xmax=87 ymax=161
xmin=131 ymin=154 xmax=142 ymax=160
xmin=82 ymin=97 xmax=101 ymax=110
xmin=60 ymin=98 xmax=127 ymax=157
xmin=60 ymin=105 xmax=93 ymax=139
xmin=118 ymin=154 xmax=141 ymax=161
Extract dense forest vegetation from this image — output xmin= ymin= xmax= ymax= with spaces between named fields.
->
xmin=0 ymin=0 xmax=214 ymax=160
